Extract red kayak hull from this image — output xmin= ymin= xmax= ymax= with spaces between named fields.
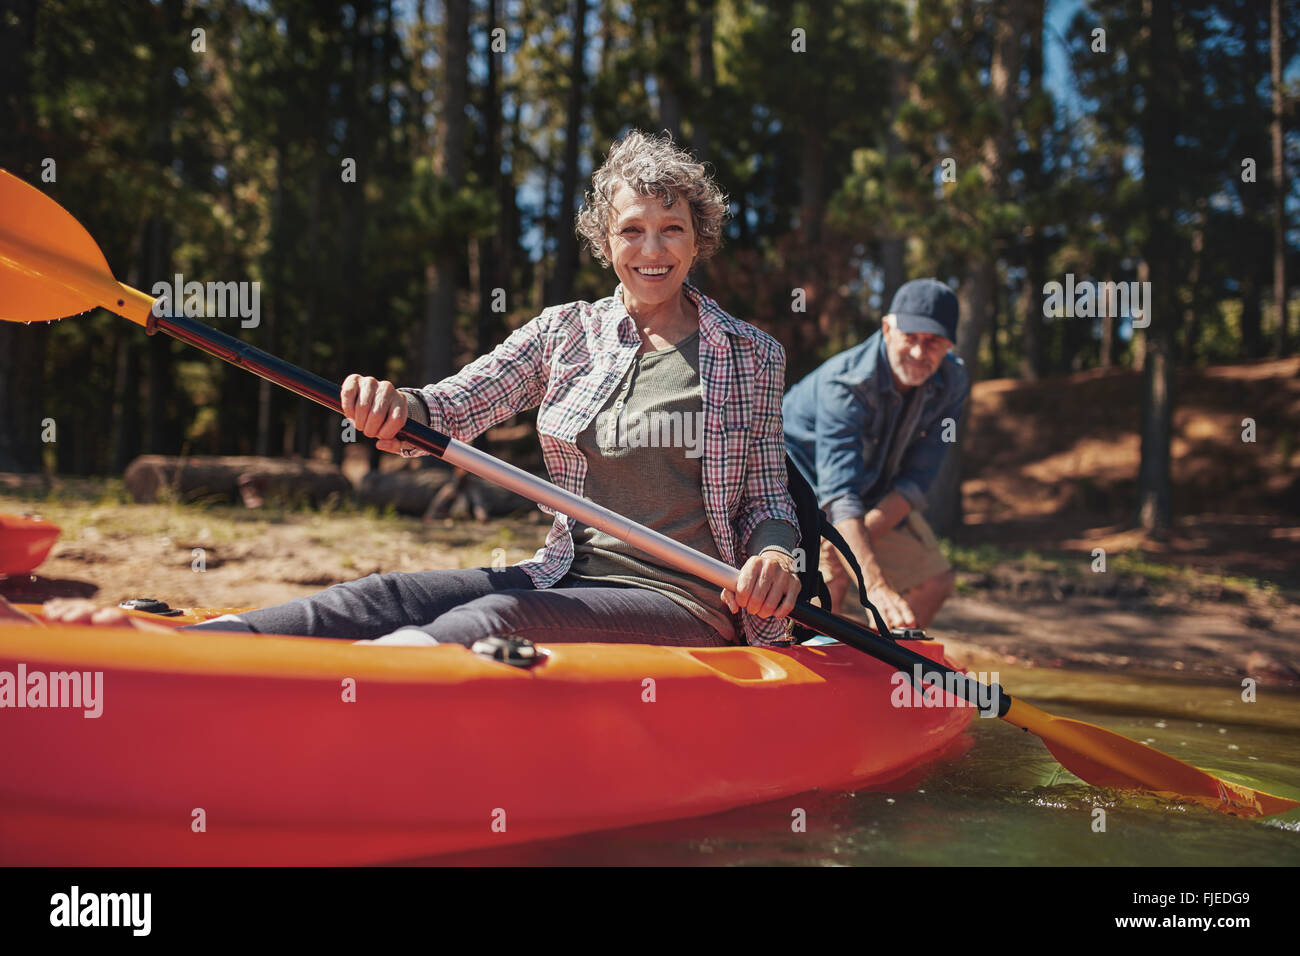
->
xmin=0 ymin=622 xmax=973 ymax=864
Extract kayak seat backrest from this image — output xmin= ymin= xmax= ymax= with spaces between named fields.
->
xmin=784 ymin=454 xmax=871 ymax=643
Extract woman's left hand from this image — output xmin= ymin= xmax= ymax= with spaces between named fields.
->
xmin=722 ymin=552 xmax=801 ymax=619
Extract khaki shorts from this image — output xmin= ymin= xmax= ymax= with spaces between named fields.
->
xmin=821 ymin=512 xmax=951 ymax=595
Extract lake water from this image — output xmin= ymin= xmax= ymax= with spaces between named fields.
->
xmin=421 ymin=664 xmax=1300 ymax=866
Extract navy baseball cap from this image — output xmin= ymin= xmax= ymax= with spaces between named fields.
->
xmin=888 ymin=279 xmax=959 ymax=342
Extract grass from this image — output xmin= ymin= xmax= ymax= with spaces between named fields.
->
xmin=5 ymin=476 xmax=1289 ymax=605
xmin=3 ymin=478 xmax=420 ymax=551
xmin=940 ymin=539 xmax=1291 ymax=604
xmin=2 ymin=475 xmax=550 ymax=581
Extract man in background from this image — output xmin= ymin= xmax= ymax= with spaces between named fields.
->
xmin=783 ymin=278 xmax=969 ymax=629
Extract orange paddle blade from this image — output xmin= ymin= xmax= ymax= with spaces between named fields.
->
xmin=0 ymin=169 xmax=154 ymax=325
xmin=1004 ymin=698 xmax=1298 ymax=818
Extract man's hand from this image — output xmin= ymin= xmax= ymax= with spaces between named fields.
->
xmin=865 ymin=584 xmax=918 ymax=630
xmin=832 ymin=506 xmax=918 ymax=629
xmin=722 ymin=552 xmax=801 ymax=619
xmin=341 ymin=374 xmax=410 ymax=454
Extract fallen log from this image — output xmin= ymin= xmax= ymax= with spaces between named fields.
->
xmin=0 ymin=473 xmax=51 ymax=494
xmin=123 ymin=455 xmax=352 ymax=507
xmin=356 ymin=468 xmax=452 ymax=514
xmin=358 ymin=465 xmax=538 ymax=518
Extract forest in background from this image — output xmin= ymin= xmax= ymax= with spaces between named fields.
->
xmin=0 ymin=0 xmax=1296 ymax=536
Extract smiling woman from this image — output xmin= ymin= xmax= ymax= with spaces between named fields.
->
xmin=44 ymin=131 xmax=804 ymax=651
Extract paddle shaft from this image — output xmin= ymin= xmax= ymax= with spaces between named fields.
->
xmin=155 ymin=312 xmax=1008 ymax=714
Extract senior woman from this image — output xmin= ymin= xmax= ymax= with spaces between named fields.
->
xmin=42 ymin=131 xmax=802 ymax=649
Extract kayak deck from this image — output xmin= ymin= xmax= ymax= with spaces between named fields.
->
xmin=0 ymin=621 xmax=973 ymax=864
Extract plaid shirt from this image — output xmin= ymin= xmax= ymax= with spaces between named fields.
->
xmin=405 ymin=282 xmax=799 ymax=646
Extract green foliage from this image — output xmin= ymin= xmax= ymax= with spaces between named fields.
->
xmin=0 ymin=0 xmax=1295 ymax=478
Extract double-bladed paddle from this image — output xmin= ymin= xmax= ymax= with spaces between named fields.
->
xmin=0 ymin=168 xmax=1294 ymax=818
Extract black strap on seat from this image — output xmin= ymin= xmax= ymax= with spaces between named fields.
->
xmin=784 ymin=453 xmax=875 ymax=642
xmin=819 ymin=515 xmax=871 ymax=614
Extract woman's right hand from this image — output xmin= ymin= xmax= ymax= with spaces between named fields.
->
xmin=341 ymin=374 xmax=409 ymax=454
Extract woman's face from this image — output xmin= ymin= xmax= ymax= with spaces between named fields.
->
xmin=605 ymin=181 xmax=697 ymax=311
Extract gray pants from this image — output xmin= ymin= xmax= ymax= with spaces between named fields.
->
xmin=182 ymin=566 xmax=732 ymax=647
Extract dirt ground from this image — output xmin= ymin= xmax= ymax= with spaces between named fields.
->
xmin=960 ymin=357 xmax=1300 ymax=588
xmin=3 ymin=491 xmax=1296 ymax=689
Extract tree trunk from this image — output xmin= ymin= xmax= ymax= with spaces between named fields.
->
xmin=143 ymin=215 xmax=174 ymax=454
xmin=550 ymin=0 xmax=588 ymax=304
xmin=477 ymin=0 xmax=504 ymax=355
xmin=1181 ymin=209 xmax=1205 ymax=361
xmin=1241 ymin=275 xmax=1262 ymax=358
xmin=925 ymin=0 xmax=1025 ymax=536
xmin=0 ymin=328 xmax=48 ymax=472
xmin=879 ymin=3 xmax=919 ymax=302
xmin=1270 ymin=0 xmax=1287 ymax=356
xmin=1138 ymin=346 xmax=1174 ymax=531
xmin=1132 ymin=259 xmax=1150 ymax=371
xmin=651 ymin=0 xmax=687 ymax=142
xmin=256 ymin=144 xmax=286 ymax=457
xmin=538 ymin=156 xmax=556 ymax=306
xmin=503 ymin=93 xmax=523 ymax=308
xmin=296 ymin=166 xmax=322 ymax=458
xmin=797 ymin=1 xmax=828 ymax=248
xmin=1019 ymin=0 xmax=1047 ymax=380
xmin=799 ymin=130 xmax=826 ymax=246
xmin=880 ymin=241 xmax=906 ymax=307
xmin=600 ymin=0 xmax=614 ymax=72
xmin=143 ymin=0 xmax=179 ymax=457
xmin=1240 ymin=0 xmax=1265 ymax=358
xmin=110 ymin=331 xmax=141 ymax=474
xmin=1100 ymin=301 xmax=1115 ymax=369
xmin=693 ymin=0 xmax=715 ymax=158
xmin=0 ymin=0 xmax=46 ymax=472
xmin=420 ymin=0 xmax=469 ymax=386
xmin=925 ymin=264 xmax=994 ymax=536
xmin=1137 ymin=0 xmax=1177 ymax=534
xmin=956 ymin=265 xmax=997 ymax=376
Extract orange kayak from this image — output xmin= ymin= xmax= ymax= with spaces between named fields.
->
xmin=0 ymin=513 xmax=60 ymax=575
xmin=0 ymin=614 xmax=973 ymax=864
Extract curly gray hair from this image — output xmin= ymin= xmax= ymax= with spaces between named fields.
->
xmin=576 ymin=130 xmax=729 ymax=268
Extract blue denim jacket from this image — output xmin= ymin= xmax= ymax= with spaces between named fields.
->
xmin=782 ymin=330 xmax=969 ymax=525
